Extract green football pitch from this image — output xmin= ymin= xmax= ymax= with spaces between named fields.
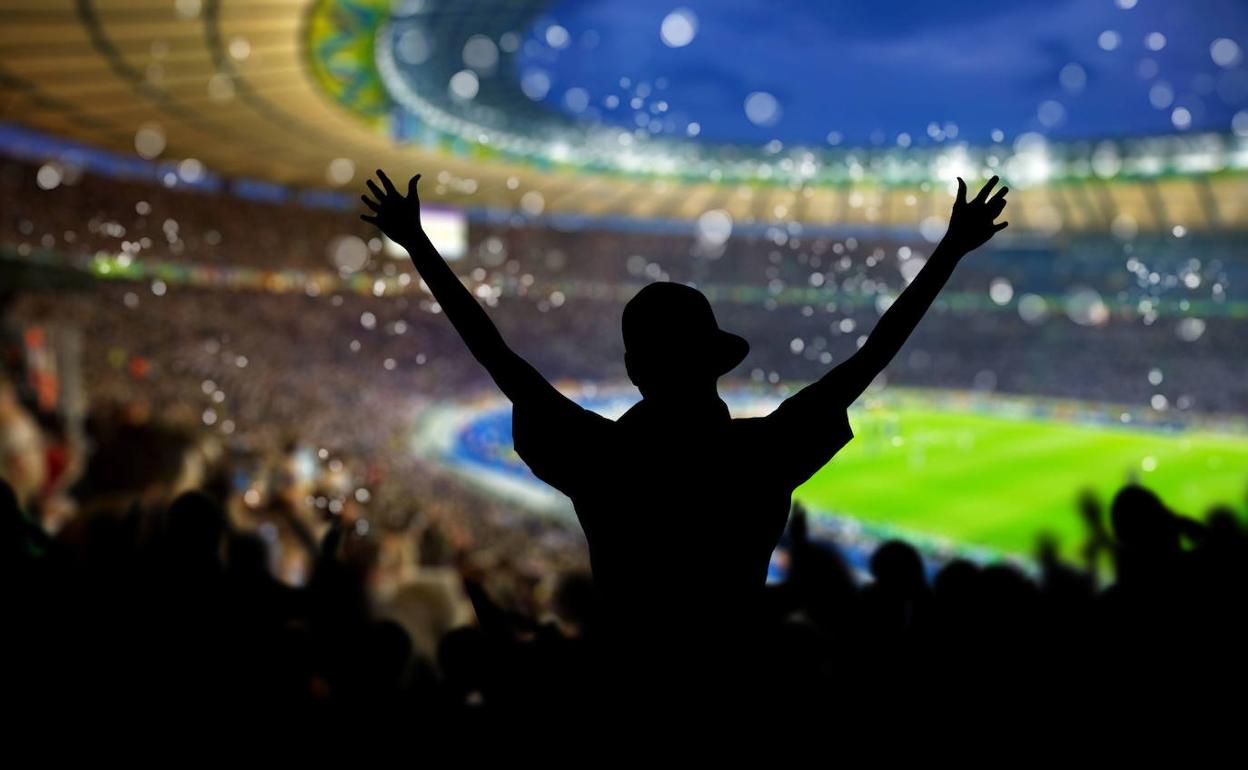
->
xmin=793 ymin=407 xmax=1248 ymax=559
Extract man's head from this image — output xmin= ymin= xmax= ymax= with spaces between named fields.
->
xmin=622 ymin=282 xmax=748 ymax=399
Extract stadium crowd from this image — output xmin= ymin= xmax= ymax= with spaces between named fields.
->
xmin=4 ymin=374 xmax=1246 ymax=726
xmin=5 ymin=152 xmax=1243 ymax=309
xmin=5 ymin=279 xmax=1244 ymax=437
xmin=2 ymin=159 xmax=1247 ymax=729
xmin=5 ymin=153 xmax=1243 ymax=417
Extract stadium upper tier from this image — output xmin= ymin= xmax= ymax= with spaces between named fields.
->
xmin=2 ymin=0 xmax=1248 ymax=231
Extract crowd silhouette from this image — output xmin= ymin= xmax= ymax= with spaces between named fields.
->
xmin=7 ymin=462 xmax=1247 ymax=727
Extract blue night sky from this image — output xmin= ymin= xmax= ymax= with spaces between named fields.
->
xmin=515 ymin=0 xmax=1248 ymax=147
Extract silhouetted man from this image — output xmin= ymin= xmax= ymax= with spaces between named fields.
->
xmin=362 ymin=171 xmax=1008 ymax=649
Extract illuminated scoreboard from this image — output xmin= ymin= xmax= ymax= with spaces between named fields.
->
xmin=383 ymin=205 xmax=468 ymax=261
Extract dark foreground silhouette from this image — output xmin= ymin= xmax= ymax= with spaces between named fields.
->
xmin=362 ymin=171 xmax=1008 ymax=683
xmin=6 ymin=462 xmax=1248 ymax=734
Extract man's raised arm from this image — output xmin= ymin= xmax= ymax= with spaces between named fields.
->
xmin=360 ymin=170 xmax=556 ymax=405
xmin=783 ymin=176 xmax=1009 ymax=415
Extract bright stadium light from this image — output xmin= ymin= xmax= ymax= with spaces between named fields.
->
xmin=1092 ymin=142 xmax=1123 ymax=178
xmin=1174 ymin=145 xmax=1224 ymax=173
xmin=1007 ymin=133 xmax=1052 ymax=186
xmin=934 ymin=146 xmax=979 ymax=196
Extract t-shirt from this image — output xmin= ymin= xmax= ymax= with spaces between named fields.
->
xmin=512 ymin=389 xmax=853 ymax=632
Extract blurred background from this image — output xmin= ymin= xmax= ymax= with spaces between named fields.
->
xmin=1 ymin=0 xmax=1246 ymax=614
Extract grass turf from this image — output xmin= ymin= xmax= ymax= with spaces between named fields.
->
xmin=793 ymin=408 xmax=1248 ymax=558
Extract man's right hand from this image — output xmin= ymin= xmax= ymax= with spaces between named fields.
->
xmin=361 ymin=169 xmax=423 ymax=248
xmin=943 ymin=175 xmax=1009 ymax=255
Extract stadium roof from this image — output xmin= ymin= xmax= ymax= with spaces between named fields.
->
xmin=2 ymin=0 xmax=1247 ymax=233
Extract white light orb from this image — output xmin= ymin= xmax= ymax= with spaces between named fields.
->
xmin=696 ymin=209 xmax=733 ymax=245
xmin=329 ymin=235 xmax=369 ymax=273
xmin=660 ymin=9 xmax=697 ymax=48
xmin=449 ymin=69 xmax=479 ymax=100
xmin=744 ymin=91 xmax=781 ymax=127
